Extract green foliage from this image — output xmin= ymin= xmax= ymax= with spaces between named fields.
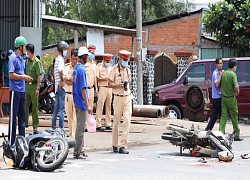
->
xmin=42 ymin=0 xmax=192 ymax=46
xmin=203 ymin=0 xmax=250 ymax=56
xmin=41 ymin=54 xmax=55 ymax=73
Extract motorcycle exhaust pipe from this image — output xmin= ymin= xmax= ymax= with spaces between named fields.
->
xmin=35 ymin=146 xmax=52 ymax=151
xmin=166 ymin=125 xmax=190 ymax=134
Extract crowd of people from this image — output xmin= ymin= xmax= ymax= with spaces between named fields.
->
xmin=6 ymin=36 xmax=133 ymax=158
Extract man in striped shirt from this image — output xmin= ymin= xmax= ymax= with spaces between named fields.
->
xmin=51 ymin=41 xmax=69 ymax=129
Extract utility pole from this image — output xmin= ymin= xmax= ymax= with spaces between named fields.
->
xmin=136 ymin=0 xmax=143 ymax=105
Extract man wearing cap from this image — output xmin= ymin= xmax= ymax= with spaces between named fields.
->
xmin=95 ymin=53 xmax=113 ymax=131
xmin=63 ymin=49 xmax=77 ymax=137
xmin=8 ymin=36 xmax=33 ymax=145
xmin=25 ymin=44 xmax=42 ymax=133
xmin=108 ymin=50 xmax=132 ymax=154
xmin=51 ymin=41 xmax=69 ymax=130
xmin=73 ymin=46 xmax=92 ymax=159
xmin=85 ymin=45 xmax=97 ymax=111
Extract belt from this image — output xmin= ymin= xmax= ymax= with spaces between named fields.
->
xmin=222 ymin=95 xmax=235 ymax=98
xmin=88 ymin=86 xmax=94 ymax=89
xmin=66 ymin=92 xmax=72 ymax=94
xmin=27 ymin=80 xmax=37 ymax=85
xmin=113 ymin=94 xmax=130 ymax=97
xmin=99 ymin=86 xmax=109 ymax=88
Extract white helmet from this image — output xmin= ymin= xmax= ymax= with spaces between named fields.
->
xmin=78 ymin=46 xmax=90 ymax=56
xmin=218 ymin=151 xmax=234 ymax=162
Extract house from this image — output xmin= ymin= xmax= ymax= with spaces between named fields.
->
xmin=42 ymin=9 xmax=237 ymax=104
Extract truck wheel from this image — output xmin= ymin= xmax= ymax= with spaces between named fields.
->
xmin=186 ymin=85 xmax=204 ymax=112
xmin=168 ymin=105 xmax=181 ymax=119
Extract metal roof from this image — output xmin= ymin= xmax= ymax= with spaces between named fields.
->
xmin=42 ymin=15 xmax=136 ymax=36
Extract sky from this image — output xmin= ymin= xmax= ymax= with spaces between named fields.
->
xmin=192 ymin=0 xmax=220 ymax=10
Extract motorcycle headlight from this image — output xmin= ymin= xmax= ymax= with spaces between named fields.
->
xmin=154 ymin=91 xmax=159 ymax=98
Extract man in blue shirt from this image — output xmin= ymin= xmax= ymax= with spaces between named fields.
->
xmin=205 ymin=58 xmax=224 ymax=131
xmin=8 ymin=36 xmax=33 ymax=145
xmin=73 ymin=47 xmax=92 ymax=159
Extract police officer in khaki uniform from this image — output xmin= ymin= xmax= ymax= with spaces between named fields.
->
xmin=85 ymin=45 xmax=97 ymax=110
xmin=108 ymin=50 xmax=132 ymax=154
xmin=96 ymin=53 xmax=113 ymax=131
xmin=63 ymin=49 xmax=78 ymax=137
xmin=25 ymin=44 xmax=42 ymax=133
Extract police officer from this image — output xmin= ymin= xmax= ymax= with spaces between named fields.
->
xmin=219 ymin=58 xmax=242 ymax=141
xmin=1 ymin=49 xmax=13 ymax=115
xmin=9 ymin=36 xmax=33 ymax=145
xmin=96 ymin=53 xmax=113 ymax=131
xmin=63 ymin=49 xmax=78 ymax=137
xmin=25 ymin=44 xmax=42 ymax=133
xmin=108 ymin=50 xmax=132 ymax=154
xmin=85 ymin=45 xmax=97 ymax=110
xmin=2 ymin=49 xmax=13 ymax=87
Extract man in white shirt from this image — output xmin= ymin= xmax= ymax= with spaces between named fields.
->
xmin=51 ymin=41 xmax=69 ymax=129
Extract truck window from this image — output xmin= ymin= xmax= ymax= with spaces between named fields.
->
xmin=187 ymin=64 xmax=205 ymax=84
xmin=235 ymin=62 xmax=242 ymax=82
xmin=245 ymin=62 xmax=250 ymax=82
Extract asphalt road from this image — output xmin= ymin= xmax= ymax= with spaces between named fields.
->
xmin=1 ymin=138 xmax=250 ymax=180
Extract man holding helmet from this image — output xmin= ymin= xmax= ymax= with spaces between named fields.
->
xmin=108 ymin=50 xmax=132 ymax=154
xmin=8 ymin=36 xmax=33 ymax=145
xmin=51 ymin=41 xmax=69 ymax=129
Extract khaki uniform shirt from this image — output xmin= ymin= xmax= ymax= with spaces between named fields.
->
xmin=64 ymin=63 xmax=74 ymax=93
xmin=96 ymin=61 xmax=113 ymax=87
xmin=85 ymin=61 xmax=96 ymax=88
xmin=109 ymin=64 xmax=131 ymax=96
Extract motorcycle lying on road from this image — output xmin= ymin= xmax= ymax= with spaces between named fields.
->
xmin=2 ymin=128 xmax=76 ymax=172
xmin=39 ymin=78 xmax=55 ymax=114
xmin=161 ymin=124 xmax=234 ymax=162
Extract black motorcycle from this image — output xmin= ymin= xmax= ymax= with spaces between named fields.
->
xmin=2 ymin=128 xmax=76 ymax=172
xmin=39 ymin=78 xmax=55 ymax=114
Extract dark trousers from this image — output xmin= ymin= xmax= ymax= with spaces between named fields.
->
xmin=8 ymin=91 xmax=26 ymax=145
xmin=206 ymin=98 xmax=221 ymax=130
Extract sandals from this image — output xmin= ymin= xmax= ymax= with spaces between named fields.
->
xmin=241 ymin=154 xmax=250 ymax=159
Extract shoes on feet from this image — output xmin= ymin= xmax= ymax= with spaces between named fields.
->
xmin=106 ymin=126 xmax=112 ymax=130
xmin=74 ymin=151 xmax=88 ymax=159
xmin=96 ymin=127 xmax=106 ymax=131
xmin=113 ymin=146 xmax=119 ymax=153
xmin=33 ymin=128 xmax=39 ymax=134
xmin=119 ymin=147 xmax=129 ymax=154
xmin=234 ymin=137 xmax=243 ymax=141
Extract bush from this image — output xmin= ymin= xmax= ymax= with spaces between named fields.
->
xmin=42 ymin=54 xmax=54 ymax=74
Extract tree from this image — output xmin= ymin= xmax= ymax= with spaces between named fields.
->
xmin=202 ymin=0 xmax=250 ymax=56
xmin=42 ymin=0 xmax=193 ymax=46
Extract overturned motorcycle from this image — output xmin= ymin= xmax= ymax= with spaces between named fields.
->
xmin=162 ymin=124 xmax=234 ymax=162
xmin=2 ymin=128 xmax=76 ymax=172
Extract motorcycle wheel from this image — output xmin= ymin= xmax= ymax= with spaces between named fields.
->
xmin=35 ymin=137 xmax=69 ymax=172
xmin=208 ymin=135 xmax=229 ymax=152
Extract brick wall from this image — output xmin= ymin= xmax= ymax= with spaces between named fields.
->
xmin=104 ymin=13 xmax=201 ymax=63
